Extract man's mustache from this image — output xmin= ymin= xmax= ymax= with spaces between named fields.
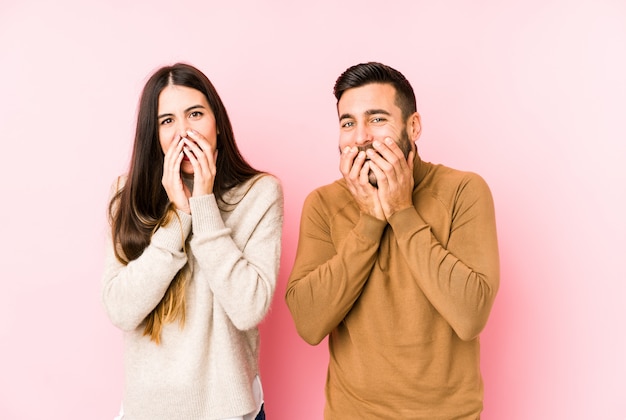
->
xmin=357 ymin=143 xmax=376 ymax=157
xmin=358 ymin=139 xmax=414 ymax=160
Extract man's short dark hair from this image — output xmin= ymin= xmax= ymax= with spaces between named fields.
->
xmin=333 ymin=62 xmax=417 ymax=120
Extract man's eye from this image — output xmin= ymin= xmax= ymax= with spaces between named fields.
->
xmin=342 ymin=121 xmax=354 ymax=128
xmin=372 ymin=117 xmax=385 ymax=123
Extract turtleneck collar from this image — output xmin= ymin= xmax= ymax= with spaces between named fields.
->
xmin=412 ymin=148 xmax=430 ymax=188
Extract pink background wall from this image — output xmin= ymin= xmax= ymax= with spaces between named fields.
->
xmin=1 ymin=0 xmax=625 ymax=418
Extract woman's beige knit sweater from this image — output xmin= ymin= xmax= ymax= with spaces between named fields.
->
xmin=102 ymin=174 xmax=283 ymax=420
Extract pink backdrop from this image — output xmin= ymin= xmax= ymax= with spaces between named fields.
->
xmin=1 ymin=0 xmax=625 ymax=418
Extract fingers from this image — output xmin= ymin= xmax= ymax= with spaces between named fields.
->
xmin=182 ymin=130 xmax=216 ymax=196
xmin=183 ymin=130 xmax=215 ymax=164
xmin=163 ymin=135 xmax=183 ymax=163
xmin=366 ymin=137 xmax=413 ymax=185
xmin=367 ymin=137 xmax=415 ymax=218
xmin=161 ymin=135 xmax=191 ymax=213
xmin=339 ymin=146 xmax=359 ymax=178
xmin=340 ymin=146 xmax=372 ymax=190
xmin=163 ymin=135 xmax=184 ymax=181
xmin=339 ymin=146 xmax=386 ymax=220
xmin=185 ymin=129 xmax=214 ymax=153
xmin=367 ymin=138 xmax=406 ymax=169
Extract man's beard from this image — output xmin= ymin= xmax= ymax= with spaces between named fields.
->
xmin=357 ymin=132 xmax=412 ymax=188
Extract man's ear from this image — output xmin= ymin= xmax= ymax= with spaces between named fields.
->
xmin=407 ymin=112 xmax=422 ymax=141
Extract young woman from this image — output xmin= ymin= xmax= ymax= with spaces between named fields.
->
xmin=102 ymin=63 xmax=283 ymax=420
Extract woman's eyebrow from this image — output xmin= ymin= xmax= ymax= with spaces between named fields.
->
xmin=158 ymin=105 xmax=206 ymax=119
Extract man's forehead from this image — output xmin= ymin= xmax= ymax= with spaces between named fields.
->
xmin=337 ymin=83 xmax=399 ymax=115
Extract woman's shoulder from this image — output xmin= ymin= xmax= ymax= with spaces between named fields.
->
xmin=233 ymin=173 xmax=283 ymax=206
xmin=232 ymin=172 xmax=282 ymax=197
xmin=110 ymin=174 xmax=128 ymax=191
xmin=249 ymin=172 xmax=282 ymax=192
xmin=219 ymin=173 xmax=282 ymax=210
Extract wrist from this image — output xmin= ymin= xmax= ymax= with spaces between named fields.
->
xmin=175 ymin=204 xmax=191 ymax=215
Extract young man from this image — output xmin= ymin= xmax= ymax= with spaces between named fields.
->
xmin=286 ymin=62 xmax=499 ymax=419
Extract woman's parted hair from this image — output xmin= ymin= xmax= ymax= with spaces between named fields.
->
xmin=109 ymin=63 xmax=261 ymax=343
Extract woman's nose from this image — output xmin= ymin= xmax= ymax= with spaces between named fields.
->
xmin=176 ymin=121 xmax=189 ymax=138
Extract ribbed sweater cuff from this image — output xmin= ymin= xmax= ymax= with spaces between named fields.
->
xmin=189 ymin=194 xmax=228 ymax=234
xmin=354 ymin=212 xmax=387 ymax=243
xmin=151 ymin=209 xmax=192 ymax=251
xmin=388 ymin=206 xmax=428 ymax=240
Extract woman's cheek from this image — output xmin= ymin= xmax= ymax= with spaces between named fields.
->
xmin=159 ymin=130 xmax=176 ymax=153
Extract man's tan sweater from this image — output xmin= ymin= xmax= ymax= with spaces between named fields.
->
xmin=286 ymin=154 xmax=499 ymax=419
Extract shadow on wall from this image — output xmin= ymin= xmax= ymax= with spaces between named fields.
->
xmin=480 ymin=244 xmax=525 ymax=419
xmin=258 ymin=210 xmax=328 ymax=419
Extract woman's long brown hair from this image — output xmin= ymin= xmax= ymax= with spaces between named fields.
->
xmin=109 ymin=63 xmax=261 ymax=343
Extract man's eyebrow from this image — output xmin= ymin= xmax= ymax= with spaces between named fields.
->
xmin=339 ymin=109 xmax=391 ymax=121
xmin=158 ymin=105 xmax=206 ymax=119
xmin=365 ymin=109 xmax=391 ymax=116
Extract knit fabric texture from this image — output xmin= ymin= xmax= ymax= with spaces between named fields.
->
xmin=286 ymin=154 xmax=499 ymax=419
xmin=103 ymin=174 xmax=283 ymax=420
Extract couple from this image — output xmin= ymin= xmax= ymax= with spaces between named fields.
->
xmin=102 ymin=62 xmax=499 ymax=420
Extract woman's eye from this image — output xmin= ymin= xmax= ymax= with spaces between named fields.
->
xmin=160 ymin=118 xmax=172 ymax=125
xmin=190 ymin=111 xmax=203 ymax=118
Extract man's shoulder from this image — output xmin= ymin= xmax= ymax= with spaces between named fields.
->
xmin=311 ymin=177 xmax=346 ymax=193
xmin=424 ymin=161 xmax=488 ymax=186
xmin=421 ymin=162 xmax=492 ymax=200
xmin=306 ymin=178 xmax=347 ymax=198
xmin=303 ymin=179 xmax=353 ymax=210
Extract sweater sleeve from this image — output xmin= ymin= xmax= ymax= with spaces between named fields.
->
xmin=101 ymin=210 xmax=192 ymax=332
xmin=188 ymin=175 xmax=284 ymax=331
xmin=390 ymin=172 xmax=500 ymax=341
xmin=285 ymin=189 xmax=387 ymax=345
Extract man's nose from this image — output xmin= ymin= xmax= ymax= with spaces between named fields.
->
xmin=355 ymin=125 xmax=373 ymax=146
